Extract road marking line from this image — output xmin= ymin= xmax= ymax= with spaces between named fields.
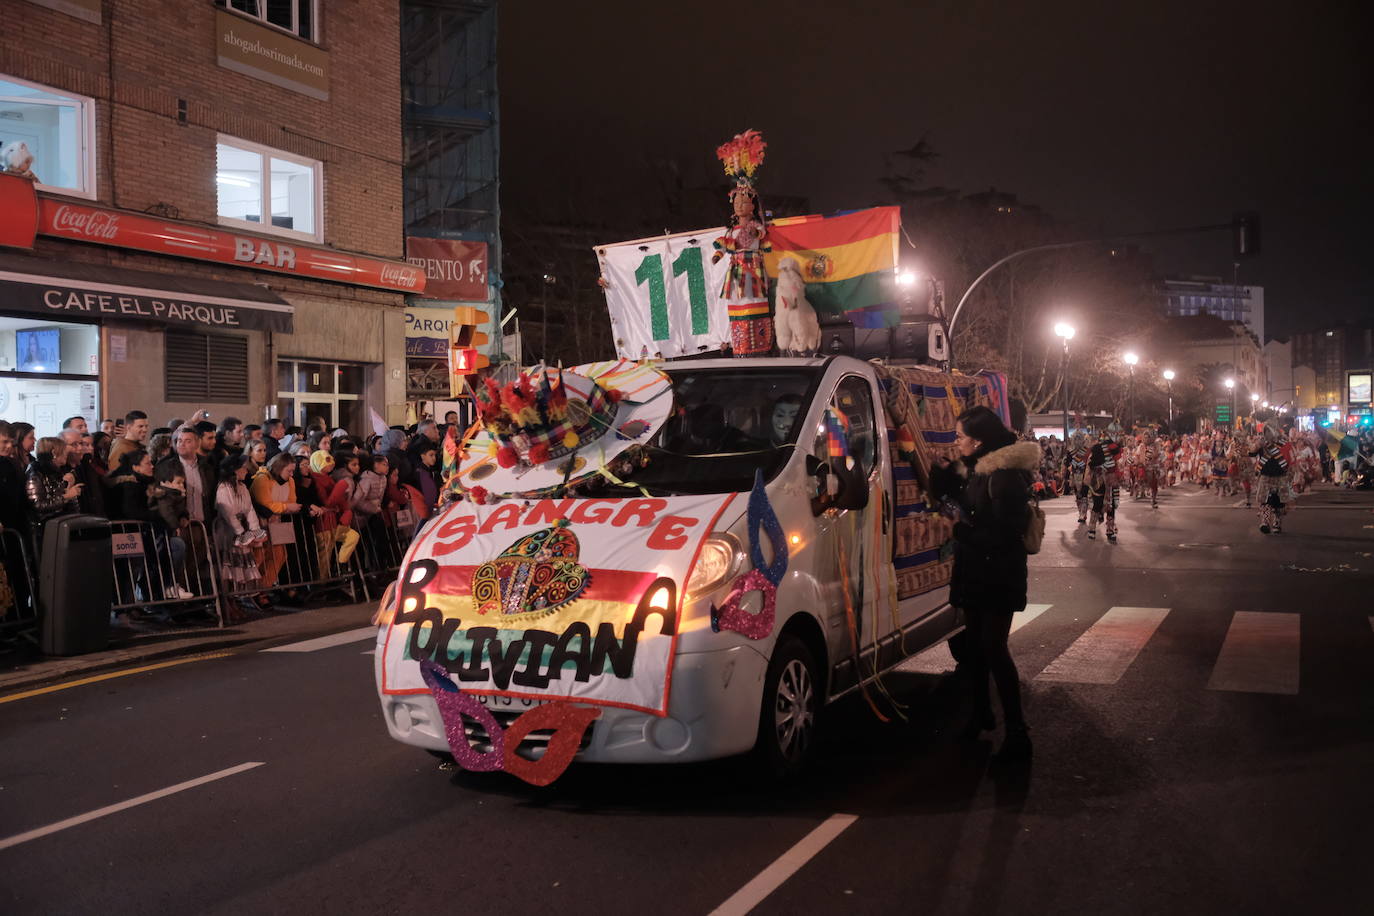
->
xmin=709 ymin=813 xmax=859 ymax=916
xmin=0 ymin=651 xmax=236 ymax=705
xmin=0 ymin=762 xmax=265 ymax=851
xmin=1035 ymin=606 xmax=1169 ymax=685
xmin=262 ymin=627 xmax=377 ymax=653
xmin=1207 ymin=611 xmax=1300 ymax=695
xmin=901 ymin=605 xmax=1052 ymax=674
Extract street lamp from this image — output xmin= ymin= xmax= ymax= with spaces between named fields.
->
xmin=896 ymin=270 xmax=919 ymax=287
xmin=1162 ymin=368 xmax=1175 ymax=429
xmin=1224 ymin=377 xmax=1236 ymax=429
xmin=1123 ymin=351 xmax=1139 ymax=431
xmin=1054 ymin=322 xmax=1076 ymax=443
xmin=1250 ymin=392 xmax=1260 ymax=417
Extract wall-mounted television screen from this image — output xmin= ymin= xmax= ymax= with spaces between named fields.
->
xmin=17 ymin=327 xmax=60 ymax=373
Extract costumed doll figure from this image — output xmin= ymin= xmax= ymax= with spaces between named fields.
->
xmin=712 ymin=130 xmax=773 ymax=357
xmin=1252 ymin=424 xmax=1294 ymax=533
xmin=1088 ymin=433 xmax=1123 ymax=542
xmin=1063 ymin=432 xmax=1091 ymax=525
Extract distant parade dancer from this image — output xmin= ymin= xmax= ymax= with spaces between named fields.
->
xmin=1063 ymin=432 xmax=1091 ymax=525
xmin=1141 ymin=431 xmax=1164 ymax=508
xmin=1253 ymin=425 xmax=1294 ymax=534
xmin=1087 ymin=433 xmax=1123 ymax=542
xmin=1212 ymin=432 xmax=1233 ymax=497
xmin=1232 ymin=435 xmax=1256 ymax=507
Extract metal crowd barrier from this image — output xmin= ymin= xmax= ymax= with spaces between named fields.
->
xmin=0 ymin=526 xmax=38 ymax=639
xmin=214 ymin=510 xmax=361 ymax=618
xmin=352 ymin=510 xmax=419 ymax=601
xmin=109 ymin=519 xmax=221 ymax=624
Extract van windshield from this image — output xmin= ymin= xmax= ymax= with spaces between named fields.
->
xmin=595 ymin=366 xmax=823 ymax=496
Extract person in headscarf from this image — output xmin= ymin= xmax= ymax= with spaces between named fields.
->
xmin=312 ymin=451 xmax=359 ymax=566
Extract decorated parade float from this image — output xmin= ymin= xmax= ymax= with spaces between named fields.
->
xmin=374 ymin=132 xmax=1012 ymax=784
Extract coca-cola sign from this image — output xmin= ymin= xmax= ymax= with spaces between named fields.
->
xmin=33 ymin=196 xmax=425 ymax=293
xmin=51 ymin=205 xmax=120 ymax=240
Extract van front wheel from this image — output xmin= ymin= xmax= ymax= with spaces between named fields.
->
xmin=755 ymin=635 xmax=819 ymax=778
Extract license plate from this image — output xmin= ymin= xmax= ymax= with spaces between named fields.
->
xmin=474 ymin=694 xmax=547 ymax=710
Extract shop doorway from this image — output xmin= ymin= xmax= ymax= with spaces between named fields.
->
xmin=276 ymin=360 xmax=366 ymax=435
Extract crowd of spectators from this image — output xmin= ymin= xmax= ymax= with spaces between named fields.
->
xmin=0 ymin=408 xmax=460 ymax=623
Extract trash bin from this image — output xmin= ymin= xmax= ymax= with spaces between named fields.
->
xmin=39 ymin=515 xmax=113 ymax=656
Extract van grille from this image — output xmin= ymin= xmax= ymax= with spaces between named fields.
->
xmin=464 ymin=708 xmax=595 ymax=759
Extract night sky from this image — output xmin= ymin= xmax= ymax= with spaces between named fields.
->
xmin=500 ymin=0 xmax=1372 ymax=340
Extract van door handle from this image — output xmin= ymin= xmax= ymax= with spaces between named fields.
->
xmin=882 ymin=490 xmax=891 ymax=534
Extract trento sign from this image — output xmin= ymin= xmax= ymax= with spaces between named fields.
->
xmin=36 ymin=198 xmax=425 ymax=294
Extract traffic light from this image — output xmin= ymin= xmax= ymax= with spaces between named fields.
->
xmin=1232 ymin=211 xmax=1261 ymax=258
xmin=449 ymin=305 xmax=490 ymax=396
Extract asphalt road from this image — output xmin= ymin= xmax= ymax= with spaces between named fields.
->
xmin=2 ymin=482 xmax=1371 ymax=915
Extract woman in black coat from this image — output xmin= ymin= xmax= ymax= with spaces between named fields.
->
xmin=930 ymin=405 xmax=1038 ymax=762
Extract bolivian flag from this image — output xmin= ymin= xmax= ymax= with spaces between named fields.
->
xmin=764 ymin=206 xmax=902 ymax=328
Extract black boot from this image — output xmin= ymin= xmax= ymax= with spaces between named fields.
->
xmin=960 ymin=707 xmax=995 ymax=740
xmin=994 ymin=726 xmax=1032 ymax=763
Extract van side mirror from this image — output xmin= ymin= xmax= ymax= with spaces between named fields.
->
xmin=807 ymin=454 xmax=869 ymax=515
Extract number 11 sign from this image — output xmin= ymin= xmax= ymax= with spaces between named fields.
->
xmin=597 ymin=228 xmax=733 ymax=359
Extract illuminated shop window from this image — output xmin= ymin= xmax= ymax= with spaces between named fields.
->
xmin=0 ymin=74 xmax=95 ymax=199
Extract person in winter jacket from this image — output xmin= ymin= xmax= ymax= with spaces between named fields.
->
xmin=351 ymin=453 xmax=388 ymax=521
xmin=311 ymin=451 xmax=359 ymax=566
xmin=378 ymin=428 xmax=413 ymax=489
xmin=107 ymin=449 xmax=190 ymax=600
xmin=250 ymin=453 xmax=302 ymax=588
xmin=26 ymin=437 xmax=82 ymax=527
xmin=929 ymin=405 xmax=1036 ymax=763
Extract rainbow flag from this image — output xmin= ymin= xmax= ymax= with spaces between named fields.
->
xmin=764 ymin=206 xmax=901 ymax=328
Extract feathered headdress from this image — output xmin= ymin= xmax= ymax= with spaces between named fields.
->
xmin=716 ymin=129 xmax=767 ymax=192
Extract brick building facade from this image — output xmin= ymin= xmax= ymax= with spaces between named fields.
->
xmin=0 ymin=0 xmax=419 ymax=436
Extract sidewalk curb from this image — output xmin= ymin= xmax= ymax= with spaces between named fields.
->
xmin=0 ymin=607 xmax=377 ymax=698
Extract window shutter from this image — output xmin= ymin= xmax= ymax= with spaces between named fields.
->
xmin=165 ymin=331 xmax=250 ymax=402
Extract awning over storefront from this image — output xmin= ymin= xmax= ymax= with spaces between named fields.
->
xmin=0 ymin=252 xmax=293 ymax=333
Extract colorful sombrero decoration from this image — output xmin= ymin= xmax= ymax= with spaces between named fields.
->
xmin=456 ymin=359 xmax=673 ymax=498
xmin=471 ymin=520 xmax=592 ymax=623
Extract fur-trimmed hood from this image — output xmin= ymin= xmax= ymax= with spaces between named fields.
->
xmin=973 ymin=441 xmax=1041 ymax=475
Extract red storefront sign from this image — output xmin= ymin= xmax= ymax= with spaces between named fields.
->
xmin=406 ymin=237 xmax=487 ymax=300
xmin=28 ymin=196 xmax=425 ymax=293
xmin=0 ymin=174 xmax=39 ymax=250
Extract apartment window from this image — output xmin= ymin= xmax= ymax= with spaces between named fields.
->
xmin=0 ymin=75 xmax=95 ymax=198
xmin=216 ymin=136 xmax=320 ymax=240
xmin=216 ymin=0 xmax=317 ymax=42
xmin=165 ymin=331 xmax=250 ymax=402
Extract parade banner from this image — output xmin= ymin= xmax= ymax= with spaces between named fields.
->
xmin=597 ymin=229 xmax=732 ymax=359
xmin=597 ymin=206 xmax=902 ymax=357
xmin=380 ymin=493 xmax=739 ymax=716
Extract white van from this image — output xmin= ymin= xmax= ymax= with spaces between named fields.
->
xmin=375 ymin=356 xmax=1005 ymax=777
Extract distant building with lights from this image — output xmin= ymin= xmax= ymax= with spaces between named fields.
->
xmin=1290 ymin=324 xmax=1374 ymax=426
xmin=1159 ymin=277 xmax=1264 ymax=344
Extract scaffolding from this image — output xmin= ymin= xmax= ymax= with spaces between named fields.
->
xmin=401 ymin=0 xmax=502 ymax=361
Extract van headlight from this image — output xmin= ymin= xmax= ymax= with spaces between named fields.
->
xmin=687 ymin=533 xmax=743 ymax=597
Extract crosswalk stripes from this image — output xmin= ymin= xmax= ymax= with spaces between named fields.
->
xmin=1206 ymin=612 xmax=1300 ymax=695
xmin=1033 ymin=606 xmax=1170 ymax=685
xmin=894 ymin=604 xmax=1327 ymax=696
xmin=898 ymin=604 xmax=1052 ymax=674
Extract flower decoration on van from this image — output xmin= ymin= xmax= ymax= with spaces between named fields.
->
xmin=476 ymin=367 xmax=622 ymax=471
xmin=454 ymin=359 xmax=675 ymax=501
xmin=470 ymin=519 xmax=592 ymax=623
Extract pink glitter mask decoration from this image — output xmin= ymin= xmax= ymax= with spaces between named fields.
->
xmin=421 ymin=660 xmax=506 ymax=772
xmin=711 ymin=470 xmax=786 ymax=639
xmin=710 ymin=568 xmax=776 ymax=640
xmin=421 ymin=659 xmax=601 ymax=785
